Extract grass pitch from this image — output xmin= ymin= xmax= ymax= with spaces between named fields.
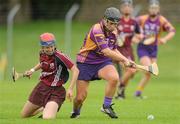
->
xmin=0 ymin=21 xmax=180 ymax=124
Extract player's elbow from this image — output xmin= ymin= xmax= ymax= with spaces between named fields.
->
xmin=102 ymin=48 xmax=111 ymax=57
xmin=75 ymin=66 xmax=79 ymax=75
xmin=171 ymin=31 xmax=175 ymax=37
xmin=169 ymin=30 xmax=176 ymax=37
xmin=71 ymin=65 xmax=79 ymax=75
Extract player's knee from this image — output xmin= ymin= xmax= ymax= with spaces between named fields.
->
xmin=128 ymin=68 xmax=136 ymax=75
xmin=43 ymin=114 xmax=56 ymax=119
xmin=145 ymin=72 xmax=151 ymax=79
xmin=21 ymin=113 xmax=26 ymax=118
xmin=76 ymin=97 xmax=84 ymax=104
xmin=130 ymin=71 xmax=136 ymax=78
xmin=75 ymin=94 xmax=86 ymax=104
xmin=21 ymin=111 xmax=30 ymax=118
xmin=108 ymin=76 xmax=119 ymax=86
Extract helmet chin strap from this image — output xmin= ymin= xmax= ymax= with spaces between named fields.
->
xmin=103 ymin=19 xmax=110 ymax=32
xmin=104 ymin=24 xmax=113 ymax=33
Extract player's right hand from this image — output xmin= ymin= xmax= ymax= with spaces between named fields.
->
xmin=66 ymin=88 xmax=73 ymax=102
xmin=24 ymin=70 xmax=33 ymax=78
xmin=158 ymin=38 xmax=167 ymax=45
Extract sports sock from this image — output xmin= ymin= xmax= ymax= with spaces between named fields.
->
xmin=136 ymin=86 xmax=144 ymax=92
xmin=73 ymin=104 xmax=82 ymax=114
xmin=103 ymin=97 xmax=112 ymax=107
xmin=73 ymin=108 xmax=80 ymax=114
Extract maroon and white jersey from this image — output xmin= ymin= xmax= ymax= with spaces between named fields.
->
xmin=39 ymin=50 xmax=74 ymax=87
xmin=117 ymin=17 xmax=140 ymax=47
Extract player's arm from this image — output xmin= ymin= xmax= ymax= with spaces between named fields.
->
xmin=59 ymin=53 xmax=79 ymax=101
xmin=24 ymin=63 xmax=41 ymax=77
xmin=68 ymin=65 xmax=79 ymax=94
xmin=101 ymin=48 xmax=134 ymax=67
xmin=159 ymin=17 xmax=176 ymax=45
xmin=93 ymin=32 xmax=134 ymax=66
xmin=132 ymin=20 xmax=144 ymax=44
xmin=132 ymin=34 xmax=144 ymax=44
xmin=67 ymin=65 xmax=79 ymax=102
xmin=159 ymin=31 xmax=175 ymax=45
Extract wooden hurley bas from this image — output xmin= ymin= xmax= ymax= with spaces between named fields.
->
xmin=135 ymin=63 xmax=159 ymax=76
xmin=12 ymin=67 xmax=25 ymax=82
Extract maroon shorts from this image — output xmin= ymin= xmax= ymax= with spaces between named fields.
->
xmin=117 ymin=46 xmax=135 ymax=61
xmin=29 ymin=82 xmax=66 ymax=109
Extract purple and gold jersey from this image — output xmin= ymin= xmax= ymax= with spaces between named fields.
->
xmin=77 ymin=21 xmax=118 ymax=64
xmin=137 ymin=15 xmax=175 ymax=45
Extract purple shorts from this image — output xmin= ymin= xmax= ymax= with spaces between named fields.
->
xmin=137 ymin=43 xmax=158 ymax=58
xmin=77 ymin=61 xmax=113 ymax=81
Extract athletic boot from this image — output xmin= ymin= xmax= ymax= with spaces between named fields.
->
xmin=101 ymin=104 xmax=118 ymax=119
xmin=115 ymin=85 xmax=125 ymax=99
xmin=135 ymin=91 xmax=143 ymax=99
xmin=70 ymin=112 xmax=80 ymax=118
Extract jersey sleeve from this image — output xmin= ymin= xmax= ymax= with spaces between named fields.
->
xmin=55 ymin=51 xmax=74 ymax=69
xmin=160 ymin=16 xmax=176 ymax=32
xmin=135 ymin=16 xmax=142 ymax=26
xmin=91 ymin=24 xmax=109 ymax=50
xmin=135 ymin=15 xmax=148 ymax=35
xmin=134 ymin=21 xmax=141 ymax=34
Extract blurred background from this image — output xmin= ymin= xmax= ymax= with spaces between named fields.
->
xmin=0 ymin=0 xmax=180 ymax=80
xmin=0 ymin=0 xmax=180 ymax=24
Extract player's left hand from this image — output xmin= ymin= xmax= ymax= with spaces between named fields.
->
xmin=66 ymin=88 xmax=73 ymax=102
xmin=132 ymin=34 xmax=144 ymax=44
xmin=125 ymin=60 xmax=136 ymax=68
xmin=24 ymin=70 xmax=33 ymax=78
xmin=158 ymin=38 xmax=167 ymax=45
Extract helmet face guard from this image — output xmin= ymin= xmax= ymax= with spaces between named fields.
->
xmin=104 ymin=7 xmax=120 ymax=24
xmin=121 ymin=0 xmax=133 ymax=5
xmin=104 ymin=17 xmax=119 ymax=24
xmin=149 ymin=0 xmax=160 ymax=7
xmin=40 ymin=40 xmax=55 ymax=46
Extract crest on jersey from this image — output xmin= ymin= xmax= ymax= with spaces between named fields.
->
xmin=118 ymin=25 xmax=123 ymax=31
xmin=50 ymin=63 xmax=55 ymax=69
xmin=130 ymin=25 xmax=135 ymax=31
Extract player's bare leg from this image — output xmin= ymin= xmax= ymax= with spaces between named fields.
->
xmin=21 ymin=101 xmax=41 ymax=118
xmin=98 ymin=65 xmax=119 ymax=118
xmin=116 ymin=66 xmax=136 ymax=99
xmin=135 ymin=56 xmax=156 ymax=97
xmin=33 ymin=107 xmax=44 ymax=118
xmin=42 ymin=101 xmax=59 ymax=119
xmin=71 ymin=80 xmax=89 ymax=118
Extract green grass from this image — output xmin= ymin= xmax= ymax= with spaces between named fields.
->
xmin=0 ymin=21 xmax=180 ymax=124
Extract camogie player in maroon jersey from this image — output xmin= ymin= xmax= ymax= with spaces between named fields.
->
xmin=115 ymin=0 xmax=142 ymax=99
xmin=21 ymin=33 xmax=79 ymax=119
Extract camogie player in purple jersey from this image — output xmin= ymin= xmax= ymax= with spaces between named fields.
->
xmin=135 ymin=0 xmax=175 ymax=98
xmin=71 ymin=7 xmax=136 ymax=119
xmin=21 ymin=33 xmax=79 ymax=119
